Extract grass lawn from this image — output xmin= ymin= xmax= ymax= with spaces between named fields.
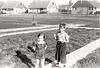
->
xmin=71 ymin=47 xmax=100 ymax=68
xmin=0 ymin=28 xmax=100 ymax=68
xmin=82 ymin=23 xmax=100 ymax=28
xmin=0 ymin=13 xmax=99 ymax=29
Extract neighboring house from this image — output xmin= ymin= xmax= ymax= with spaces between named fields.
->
xmin=59 ymin=0 xmax=73 ymax=14
xmin=96 ymin=2 xmax=100 ymax=10
xmin=94 ymin=2 xmax=100 ymax=14
xmin=0 ymin=2 xmax=4 ymax=14
xmin=1 ymin=0 xmax=26 ymax=14
xmin=72 ymin=0 xmax=99 ymax=14
xmin=28 ymin=0 xmax=59 ymax=13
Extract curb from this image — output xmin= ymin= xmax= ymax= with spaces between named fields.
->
xmin=0 ymin=27 xmax=58 ymax=37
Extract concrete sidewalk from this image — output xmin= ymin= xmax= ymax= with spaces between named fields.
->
xmin=69 ymin=26 xmax=100 ymax=30
xmin=0 ymin=27 xmax=58 ymax=37
xmin=66 ymin=38 xmax=100 ymax=68
xmin=0 ymin=23 xmax=85 ymax=33
xmin=45 ymin=38 xmax=100 ymax=68
xmin=0 ymin=25 xmax=57 ymax=33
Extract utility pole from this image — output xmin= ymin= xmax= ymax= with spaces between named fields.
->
xmin=87 ymin=0 xmax=89 ymax=16
xmin=87 ymin=6 xmax=88 ymax=16
xmin=81 ymin=0 xmax=83 ymax=16
xmin=31 ymin=0 xmax=37 ymax=26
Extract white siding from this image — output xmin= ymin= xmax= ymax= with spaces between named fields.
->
xmin=47 ymin=1 xmax=58 ymax=13
xmin=14 ymin=8 xmax=26 ymax=13
xmin=47 ymin=8 xmax=58 ymax=13
xmin=72 ymin=7 xmax=95 ymax=14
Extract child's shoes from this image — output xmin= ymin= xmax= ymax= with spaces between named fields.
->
xmin=59 ymin=62 xmax=63 ymax=68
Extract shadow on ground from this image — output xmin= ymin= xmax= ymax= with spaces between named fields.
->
xmin=16 ymin=50 xmax=35 ymax=68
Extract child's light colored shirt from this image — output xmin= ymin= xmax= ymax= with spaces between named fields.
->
xmin=54 ymin=31 xmax=69 ymax=43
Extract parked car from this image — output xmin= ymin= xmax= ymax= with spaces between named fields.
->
xmin=40 ymin=10 xmax=47 ymax=14
xmin=61 ymin=10 xmax=71 ymax=14
xmin=0 ymin=10 xmax=6 ymax=14
xmin=94 ymin=11 xmax=100 ymax=15
xmin=94 ymin=9 xmax=100 ymax=15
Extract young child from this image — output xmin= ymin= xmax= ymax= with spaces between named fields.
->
xmin=54 ymin=23 xmax=70 ymax=68
xmin=32 ymin=33 xmax=47 ymax=68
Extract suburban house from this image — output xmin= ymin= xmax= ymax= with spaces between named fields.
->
xmin=1 ymin=0 xmax=26 ymax=14
xmin=72 ymin=0 xmax=99 ymax=14
xmin=96 ymin=2 xmax=100 ymax=10
xmin=28 ymin=0 xmax=59 ymax=13
xmin=59 ymin=0 xmax=73 ymax=14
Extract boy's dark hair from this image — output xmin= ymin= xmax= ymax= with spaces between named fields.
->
xmin=59 ymin=22 xmax=66 ymax=28
xmin=37 ymin=33 xmax=45 ymax=39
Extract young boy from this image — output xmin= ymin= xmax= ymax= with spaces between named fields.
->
xmin=54 ymin=23 xmax=70 ymax=68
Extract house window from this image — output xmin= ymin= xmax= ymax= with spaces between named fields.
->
xmin=2 ymin=8 xmax=6 ymax=10
xmin=7 ymin=8 xmax=13 ymax=11
xmin=20 ymin=3 xmax=22 ymax=6
xmin=89 ymin=7 xmax=93 ymax=10
xmin=75 ymin=7 xmax=77 ymax=10
xmin=52 ymin=2 xmax=54 ymax=5
xmin=40 ymin=8 xmax=43 ymax=10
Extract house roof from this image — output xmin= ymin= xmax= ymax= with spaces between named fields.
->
xmin=89 ymin=0 xmax=99 ymax=7
xmin=59 ymin=5 xmax=72 ymax=10
xmin=28 ymin=0 xmax=51 ymax=9
xmin=59 ymin=3 xmax=73 ymax=10
xmin=0 ymin=2 xmax=4 ymax=8
xmin=72 ymin=0 xmax=99 ymax=8
xmin=59 ymin=5 xmax=68 ymax=10
xmin=2 ymin=0 xmax=26 ymax=8
xmin=97 ymin=3 xmax=100 ymax=9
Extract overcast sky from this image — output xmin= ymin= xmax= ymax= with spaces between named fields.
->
xmin=0 ymin=0 xmax=99 ymax=5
